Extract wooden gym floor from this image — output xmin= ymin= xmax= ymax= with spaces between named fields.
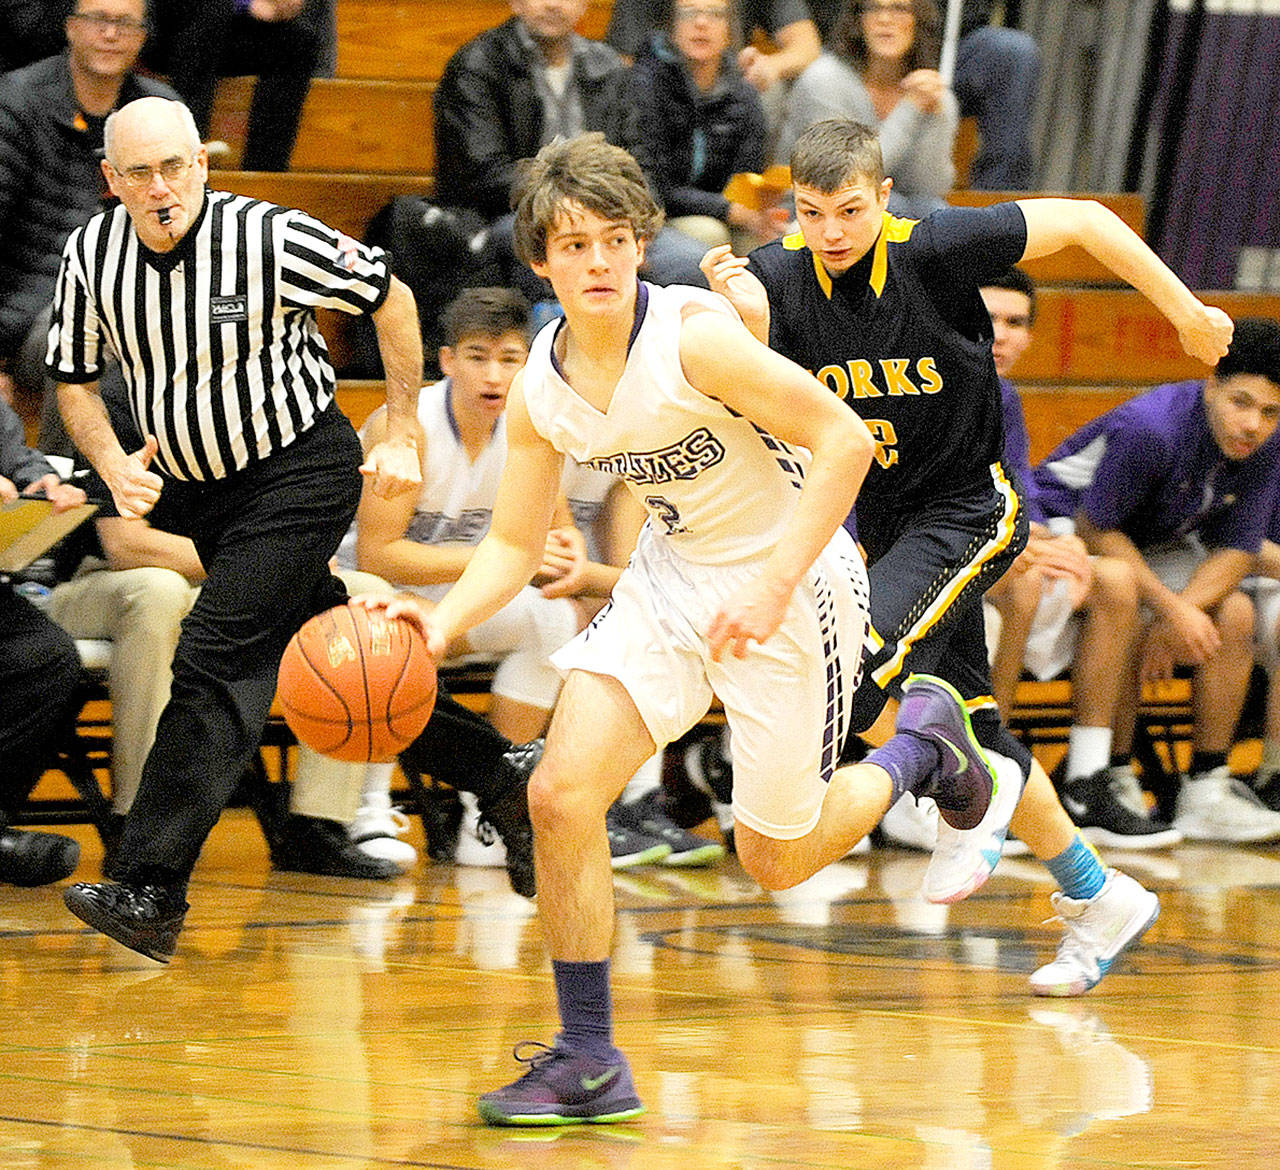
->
xmin=4 ymin=810 xmax=1280 ymax=1168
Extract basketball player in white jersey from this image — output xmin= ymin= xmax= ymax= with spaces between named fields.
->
xmin=366 ymin=133 xmax=1016 ymax=1127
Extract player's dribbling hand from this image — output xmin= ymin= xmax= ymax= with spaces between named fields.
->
xmin=354 ymin=593 xmax=448 ymax=659
xmin=1177 ymin=303 xmax=1234 ymax=366
xmin=360 ymin=436 xmax=423 ymax=499
xmin=107 ymin=435 xmax=163 ymax=519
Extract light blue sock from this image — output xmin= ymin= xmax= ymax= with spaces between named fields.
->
xmin=1044 ymin=833 xmax=1107 ymax=900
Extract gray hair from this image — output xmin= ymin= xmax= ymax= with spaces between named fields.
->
xmin=104 ymin=97 xmax=202 ymax=169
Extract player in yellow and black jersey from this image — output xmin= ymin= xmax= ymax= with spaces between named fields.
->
xmin=705 ymin=118 xmax=1232 ymax=992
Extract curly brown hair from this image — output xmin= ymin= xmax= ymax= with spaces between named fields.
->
xmin=512 ymin=134 xmax=665 ymax=266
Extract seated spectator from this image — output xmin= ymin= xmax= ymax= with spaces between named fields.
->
xmin=777 ymin=0 xmax=957 ymax=217
xmin=146 ymin=0 xmax=329 ymax=171
xmin=803 ymin=0 xmax=1040 ymax=189
xmin=1033 ymin=317 xmax=1280 ymax=844
xmin=0 ymin=0 xmax=177 ymax=415
xmin=978 ymin=269 xmax=1177 ymax=850
xmin=627 ymin=1 xmax=783 ymax=253
xmin=432 ymin=0 xmax=707 ymax=301
xmin=0 ymin=0 xmax=68 ymax=74
xmin=0 ymin=395 xmax=86 ymax=887
xmin=607 ymin=0 xmax=821 ymax=102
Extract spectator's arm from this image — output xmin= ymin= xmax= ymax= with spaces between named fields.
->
xmin=0 ymin=397 xmax=56 ymax=488
xmin=739 ymin=18 xmax=821 ymax=92
xmin=879 ymin=85 xmax=957 ymax=199
xmin=96 ymin=517 xmax=205 ymax=583
xmin=1179 ymin=547 xmax=1254 ymax=614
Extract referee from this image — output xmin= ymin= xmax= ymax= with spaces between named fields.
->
xmin=50 ymin=96 xmax=424 ymax=960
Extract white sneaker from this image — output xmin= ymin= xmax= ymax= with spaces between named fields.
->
xmin=454 ymin=791 xmax=508 ymax=868
xmin=1029 ymin=869 xmax=1159 ymax=996
xmin=923 ymin=752 xmax=1024 ymax=904
xmin=348 ymin=791 xmax=417 ymax=874
xmin=879 ymin=794 xmax=939 ymax=851
xmin=1173 ymin=767 xmax=1280 ymax=843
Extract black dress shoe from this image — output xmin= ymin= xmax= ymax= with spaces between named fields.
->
xmin=63 ymin=880 xmax=188 ymax=962
xmin=475 ymin=738 xmax=543 ymax=899
xmin=0 ymin=826 xmax=80 ymax=887
xmin=271 ymin=815 xmax=400 ymax=879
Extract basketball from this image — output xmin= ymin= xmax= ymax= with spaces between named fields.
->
xmin=277 ymin=603 xmax=437 ymax=762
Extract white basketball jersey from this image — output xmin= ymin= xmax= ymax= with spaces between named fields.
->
xmin=522 ymin=283 xmax=809 ymax=565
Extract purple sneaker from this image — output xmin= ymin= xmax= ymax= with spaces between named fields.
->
xmin=896 ymin=674 xmax=995 ymax=830
xmin=477 ymin=1040 xmax=644 ymax=1126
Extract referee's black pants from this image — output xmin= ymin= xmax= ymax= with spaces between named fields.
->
xmin=115 ymin=406 xmax=360 ymax=887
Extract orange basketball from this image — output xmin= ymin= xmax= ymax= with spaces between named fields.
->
xmin=277 ymin=603 xmax=437 ymax=763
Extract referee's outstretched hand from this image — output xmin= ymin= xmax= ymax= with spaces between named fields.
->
xmin=109 ymin=435 xmax=163 ymax=520
xmin=360 ymin=436 xmax=423 ymax=499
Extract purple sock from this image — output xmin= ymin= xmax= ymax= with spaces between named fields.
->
xmin=552 ymin=958 xmax=616 ymax=1060
xmin=864 ymin=733 xmax=943 ymax=803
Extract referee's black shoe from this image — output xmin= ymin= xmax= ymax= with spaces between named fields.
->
xmin=271 ymin=815 xmax=401 ymax=880
xmin=477 ymin=738 xmax=542 ymax=899
xmin=64 ymin=880 xmax=188 ymax=963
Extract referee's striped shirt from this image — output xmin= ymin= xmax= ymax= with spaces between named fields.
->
xmin=46 ymin=189 xmax=391 ymax=481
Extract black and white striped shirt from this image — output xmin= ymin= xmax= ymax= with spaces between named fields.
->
xmin=46 ymin=190 xmax=390 ymax=481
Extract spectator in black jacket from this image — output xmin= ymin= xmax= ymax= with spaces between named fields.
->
xmin=433 ymin=0 xmax=707 ymax=301
xmin=0 ymin=0 xmax=177 ymax=422
xmin=627 ymin=1 xmax=783 ymax=252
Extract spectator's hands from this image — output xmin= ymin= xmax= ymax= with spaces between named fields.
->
xmin=0 ymin=370 xmax=14 ymax=406
xmin=901 ymin=69 xmax=946 ymax=114
xmin=249 ymin=0 xmax=304 ymax=21
xmin=1020 ymin=533 xmax=1093 ymax=608
xmin=707 ymin=573 xmax=791 ymax=661
xmin=104 ymin=435 xmax=163 ymax=519
xmin=360 ymin=436 xmax=422 ymax=499
xmin=538 ymin=525 xmax=589 ymax=599
xmin=1155 ymin=596 xmax=1221 ymax=666
xmin=738 ymin=46 xmax=783 ymax=92
xmin=21 ymin=472 xmax=86 ymax=512
xmin=0 ymin=474 xmax=17 ymax=504
xmin=1176 ymin=303 xmax=1234 ymax=366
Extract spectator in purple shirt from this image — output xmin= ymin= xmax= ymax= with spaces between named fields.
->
xmin=1034 ymin=317 xmax=1280 ymax=844
xmin=1242 ymin=498 xmax=1280 ymax=810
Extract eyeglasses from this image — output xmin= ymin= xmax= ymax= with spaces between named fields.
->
xmin=71 ymin=11 xmax=148 ymax=36
xmin=112 ymin=157 xmax=194 ymax=189
xmin=674 ymin=5 xmax=732 ymax=22
xmin=860 ymin=1 xmax=915 ymax=16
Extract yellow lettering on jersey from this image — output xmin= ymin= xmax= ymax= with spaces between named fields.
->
xmin=847 ymin=359 xmax=881 ymax=398
xmin=816 ymin=363 xmax=850 ymax=400
xmin=917 ymin=356 xmax=943 ymax=394
xmin=879 ymin=358 xmax=919 ymax=396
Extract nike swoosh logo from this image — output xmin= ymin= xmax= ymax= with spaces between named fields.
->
xmin=581 ymin=1067 xmax=620 ymax=1092
xmin=939 ymin=739 xmax=968 ymax=774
